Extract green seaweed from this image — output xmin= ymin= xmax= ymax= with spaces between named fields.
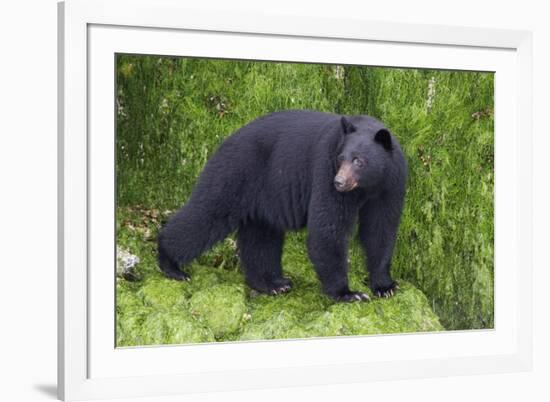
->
xmin=115 ymin=56 xmax=494 ymax=345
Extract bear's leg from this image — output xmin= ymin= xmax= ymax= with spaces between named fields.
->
xmin=237 ymin=222 xmax=291 ymax=295
xmin=158 ymin=204 xmax=236 ymax=281
xmin=307 ymin=228 xmax=370 ymax=303
xmin=358 ymin=196 xmax=403 ymax=298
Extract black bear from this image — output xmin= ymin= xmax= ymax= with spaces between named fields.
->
xmin=158 ymin=110 xmax=407 ymax=302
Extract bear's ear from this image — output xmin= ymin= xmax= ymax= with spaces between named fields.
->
xmin=374 ymin=128 xmax=393 ymax=151
xmin=340 ymin=116 xmax=356 ymax=135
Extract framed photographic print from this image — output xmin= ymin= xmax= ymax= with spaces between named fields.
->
xmin=58 ymin=0 xmax=533 ymax=400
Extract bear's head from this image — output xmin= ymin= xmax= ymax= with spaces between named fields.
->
xmin=334 ymin=116 xmax=396 ymax=193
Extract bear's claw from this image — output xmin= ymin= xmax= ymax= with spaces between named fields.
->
xmin=249 ymin=278 xmax=293 ymax=296
xmin=373 ymin=282 xmax=399 ymax=298
xmin=376 ymin=289 xmax=394 ymax=298
xmin=335 ymin=291 xmax=370 ymax=303
xmin=269 ymin=284 xmax=292 ymax=295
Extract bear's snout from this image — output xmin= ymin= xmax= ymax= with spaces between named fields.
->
xmin=334 ymin=162 xmax=358 ymax=192
xmin=334 ymin=175 xmax=347 ymax=191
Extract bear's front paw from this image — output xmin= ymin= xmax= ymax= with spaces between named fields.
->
xmin=269 ymin=284 xmax=292 ymax=295
xmin=372 ymin=282 xmax=399 ymax=298
xmin=268 ymin=278 xmax=293 ymax=295
xmin=333 ymin=291 xmax=370 ymax=303
xmin=250 ymin=278 xmax=293 ymax=296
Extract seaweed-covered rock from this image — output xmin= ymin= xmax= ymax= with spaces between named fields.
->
xmin=137 ymin=275 xmax=189 ymax=307
xmin=238 ymin=281 xmax=442 ymax=340
xmin=302 ymin=283 xmax=443 ymax=337
xmin=117 ymin=276 xmax=442 ymax=345
xmin=188 ymin=284 xmax=247 ymax=338
xmin=240 ymin=310 xmax=309 ymax=341
xmin=117 ymin=309 xmax=151 ymax=347
xmin=141 ymin=310 xmax=215 ymax=345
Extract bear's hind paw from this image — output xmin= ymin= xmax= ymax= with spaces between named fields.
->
xmin=163 ymin=270 xmax=191 ymax=281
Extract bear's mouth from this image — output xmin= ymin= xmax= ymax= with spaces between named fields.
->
xmin=334 ymin=180 xmax=358 ymax=192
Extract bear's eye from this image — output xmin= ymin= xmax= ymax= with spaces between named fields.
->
xmin=352 ymin=157 xmax=364 ymax=168
xmin=337 ymin=155 xmax=345 ymax=163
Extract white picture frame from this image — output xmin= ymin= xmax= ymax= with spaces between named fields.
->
xmin=58 ymin=0 xmax=533 ymax=400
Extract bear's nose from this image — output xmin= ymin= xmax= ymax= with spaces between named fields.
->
xmin=334 ymin=175 xmax=346 ymax=190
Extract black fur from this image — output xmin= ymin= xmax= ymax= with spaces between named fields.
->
xmin=157 ymin=110 xmax=407 ymax=301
